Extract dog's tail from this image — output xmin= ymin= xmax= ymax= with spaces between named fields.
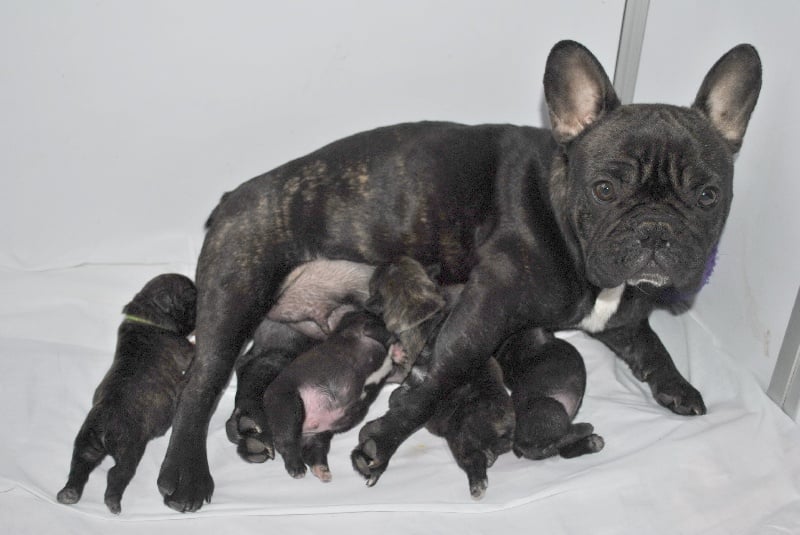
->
xmin=205 ymin=191 xmax=232 ymax=229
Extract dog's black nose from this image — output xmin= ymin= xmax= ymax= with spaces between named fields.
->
xmin=636 ymin=221 xmax=672 ymax=249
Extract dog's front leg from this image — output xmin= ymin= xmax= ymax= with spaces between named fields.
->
xmin=592 ymin=319 xmax=706 ymax=415
xmin=351 ymin=263 xmax=530 ymax=486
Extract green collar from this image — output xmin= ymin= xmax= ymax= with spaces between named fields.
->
xmin=123 ymin=314 xmax=174 ymax=332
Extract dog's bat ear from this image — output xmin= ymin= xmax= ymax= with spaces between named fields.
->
xmin=424 ymin=263 xmax=442 ymax=282
xmin=364 ymin=295 xmax=383 ymax=315
xmin=692 ymin=44 xmax=762 ymax=153
xmin=153 ymin=291 xmax=174 ymax=314
xmin=544 ymin=40 xmax=620 ymax=144
xmin=386 ymin=295 xmax=445 ymax=333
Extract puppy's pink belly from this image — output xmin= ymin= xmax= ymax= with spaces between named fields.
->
xmin=299 ymin=386 xmax=346 ymax=434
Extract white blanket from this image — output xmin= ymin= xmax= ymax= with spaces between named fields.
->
xmin=2 ymin=263 xmax=799 ymax=534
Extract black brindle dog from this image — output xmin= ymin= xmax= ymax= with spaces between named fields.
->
xmin=157 ymin=40 xmax=761 ymax=511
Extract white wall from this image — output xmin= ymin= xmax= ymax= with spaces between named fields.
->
xmin=635 ymin=0 xmax=800 ymax=389
xmin=0 ymin=0 xmax=624 ymax=270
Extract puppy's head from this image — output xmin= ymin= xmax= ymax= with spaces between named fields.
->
xmin=366 ymin=257 xmax=446 ymax=334
xmin=122 ymin=273 xmax=197 ymax=336
xmin=335 ymin=310 xmax=392 ymax=349
xmin=545 ymin=41 xmax=761 ymax=296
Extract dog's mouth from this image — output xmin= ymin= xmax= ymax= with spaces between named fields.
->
xmin=587 ymin=243 xmax=707 ymax=294
xmin=626 ymin=260 xmax=672 ymax=288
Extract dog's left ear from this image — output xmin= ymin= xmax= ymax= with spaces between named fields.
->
xmin=153 ymin=291 xmax=174 ymax=314
xmin=692 ymin=44 xmax=762 ymax=153
xmin=544 ymin=40 xmax=620 ymax=144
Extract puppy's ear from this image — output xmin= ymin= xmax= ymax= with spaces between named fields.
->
xmin=384 ymin=294 xmax=445 ymax=333
xmin=363 ymin=317 xmax=392 ymax=347
xmin=153 ymin=291 xmax=174 ymax=314
xmin=364 ymin=295 xmax=383 ymax=315
xmin=544 ymin=40 xmax=620 ymax=144
xmin=424 ymin=263 xmax=442 ymax=282
xmin=692 ymin=44 xmax=762 ymax=153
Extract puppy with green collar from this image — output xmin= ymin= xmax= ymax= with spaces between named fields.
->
xmin=57 ymin=274 xmax=196 ymax=514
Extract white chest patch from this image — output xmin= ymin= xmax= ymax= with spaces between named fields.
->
xmin=579 ymin=284 xmax=626 ymax=333
xmin=361 ymin=353 xmax=394 ymax=400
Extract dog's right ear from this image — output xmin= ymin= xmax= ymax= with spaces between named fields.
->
xmin=384 ymin=294 xmax=445 ymax=333
xmin=544 ymin=40 xmax=620 ymax=144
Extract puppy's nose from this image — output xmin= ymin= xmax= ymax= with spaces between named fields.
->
xmin=636 ymin=221 xmax=672 ymax=249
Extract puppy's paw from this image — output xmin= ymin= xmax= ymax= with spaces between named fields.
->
xmin=469 ymin=477 xmax=488 ymax=500
xmin=310 ymin=464 xmax=333 ymax=482
xmin=557 ymin=431 xmax=605 ymax=459
xmin=158 ymin=449 xmax=214 ymax=513
xmin=283 ymin=458 xmax=307 ymax=479
xmin=104 ymin=494 xmax=122 ymax=515
xmin=56 ymin=486 xmax=81 ymax=505
xmin=651 ymin=376 xmax=706 ymax=416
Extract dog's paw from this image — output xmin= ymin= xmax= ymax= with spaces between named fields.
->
xmin=351 ymin=437 xmax=389 ymax=487
xmin=558 ymin=431 xmax=605 ymax=459
xmin=56 ymin=486 xmax=81 ymax=505
xmin=282 ymin=457 xmax=307 ymax=479
xmin=226 ymin=406 xmax=275 ymax=462
xmin=104 ymin=494 xmax=122 ymax=515
xmin=584 ymin=434 xmax=605 ymax=453
xmin=157 ymin=449 xmax=214 ymax=513
xmin=310 ymin=464 xmax=333 ymax=482
xmin=651 ymin=376 xmax=706 ymax=416
xmin=469 ymin=477 xmax=488 ymax=500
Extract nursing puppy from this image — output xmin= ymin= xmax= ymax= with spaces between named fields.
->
xmin=58 ymin=274 xmax=196 ymax=514
xmin=159 ymin=41 xmax=761 ymax=511
xmin=365 ymin=257 xmax=514 ymax=498
xmin=225 ymin=259 xmax=375 ymax=463
xmin=497 ymin=328 xmax=604 ymax=460
xmin=262 ymin=310 xmax=394 ymax=481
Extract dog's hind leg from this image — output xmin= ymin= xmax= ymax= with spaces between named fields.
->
xmin=57 ymin=419 xmax=106 ymax=505
xmin=266 ymin=388 xmax=307 ymax=479
xmin=557 ymin=429 xmax=605 ymax=458
xmin=158 ymin=214 xmax=292 ymax=511
xmin=496 ymin=328 xmax=604 ymax=461
xmin=450 ymin=446 xmax=489 ymax=500
xmin=302 ymin=431 xmax=334 ymax=482
xmin=104 ymin=441 xmax=146 ymax=514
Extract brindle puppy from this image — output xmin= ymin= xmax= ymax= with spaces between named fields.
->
xmin=365 ymin=257 xmax=515 ymax=498
xmin=57 ymin=274 xmax=196 ymax=514
xmin=261 ymin=310 xmax=395 ymax=481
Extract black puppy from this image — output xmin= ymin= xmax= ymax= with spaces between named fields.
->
xmin=224 ymin=259 xmax=376 ymax=463
xmin=365 ymin=256 xmax=514 ymax=499
xmin=497 ymin=328 xmax=604 ymax=460
xmin=224 ymin=317 xmax=317 ymax=464
xmin=58 ymin=274 xmax=196 ymax=514
xmin=159 ymin=41 xmax=761 ymax=511
xmin=262 ymin=310 xmax=394 ymax=481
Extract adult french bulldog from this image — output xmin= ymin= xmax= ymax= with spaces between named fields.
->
xmin=158 ymin=40 xmax=761 ymax=511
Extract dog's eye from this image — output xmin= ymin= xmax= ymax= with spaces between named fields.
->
xmin=697 ymin=186 xmax=720 ymax=208
xmin=592 ymin=180 xmax=616 ymax=203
